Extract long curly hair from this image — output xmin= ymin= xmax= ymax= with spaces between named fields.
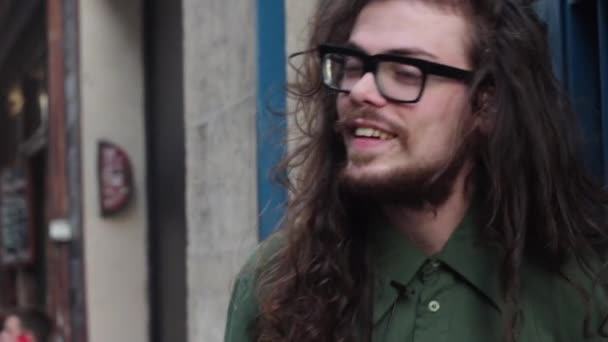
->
xmin=253 ymin=0 xmax=608 ymax=341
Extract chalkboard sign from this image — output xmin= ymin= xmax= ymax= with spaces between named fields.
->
xmin=0 ymin=166 xmax=34 ymax=265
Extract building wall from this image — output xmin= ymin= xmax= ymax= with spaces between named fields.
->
xmin=182 ymin=0 xmax=318 ymax=339
xmin=286 ymin=0 xmax=317 ymax=152
xmin=183 ymin=0 xmax=258 ymax=341
xmin=286 ymin=1 xmax=317 ymax=60
xmin=79 ymin=0 xmax=149 ymax=341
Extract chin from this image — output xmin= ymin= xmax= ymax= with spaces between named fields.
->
xmin=338 ymin=158 xmax=465 ymax=208
xmin=342 ymin=164 xmax=394 ymax=182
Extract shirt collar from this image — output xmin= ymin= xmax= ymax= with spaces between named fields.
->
xmin=437 ymin=210 xmax=504 ymax=311
xmin=368 ymin=206 xmax=504 ymax=324
xmin=369 ymin=214 xmax=427 ymax=323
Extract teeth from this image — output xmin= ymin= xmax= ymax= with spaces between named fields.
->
xmin=355 ymin=127 xmax=374 ymax=138
xmin=354 ymin=127 xmax=394 ymax=140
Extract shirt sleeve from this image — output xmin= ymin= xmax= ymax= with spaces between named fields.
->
xmin=224 ymin=263 xmax=260 ymax=342
xmin=224 ymin=232 xmax=285 ymax=342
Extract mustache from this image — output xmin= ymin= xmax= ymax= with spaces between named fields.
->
xmin=334 ymin=107 xmax=382 ymax=134
xmin=334 ymin=107 xmax=407 ymax=139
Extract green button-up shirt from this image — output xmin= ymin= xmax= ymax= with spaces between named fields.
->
xmin=224 ymin=211 xmax=608 ymax=341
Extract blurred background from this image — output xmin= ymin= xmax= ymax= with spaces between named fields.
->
xmin=0 ymin=0 xmax=605 ymax=341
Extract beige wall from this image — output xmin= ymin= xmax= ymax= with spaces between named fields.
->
xmin=286 ymin=1 xmax=317 ymax=57
xmin=183 ymin=0 xmax=258 ymax=341
xmin=286 ymin=0 xmax=317 ymax=163
xmin=182 ymin=0 xmax=319 ymax=340
xmin=79 ymin=0 xmax=149 ymax=341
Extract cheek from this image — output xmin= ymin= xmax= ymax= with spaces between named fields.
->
xmin=407 ymin=86 xmax=471 ymax=153
xmin=336 ymin=94 xmax=349 ymax=117
xmin=419 ymin=84 xmax=470 ymax=125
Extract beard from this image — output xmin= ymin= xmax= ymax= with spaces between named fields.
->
xmin=336 ymin=112 xmax=479 ymax=209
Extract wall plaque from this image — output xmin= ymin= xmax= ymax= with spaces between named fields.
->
xmin=98 ymin=141 xmax=133 ymax=217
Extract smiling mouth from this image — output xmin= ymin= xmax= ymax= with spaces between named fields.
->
xmin=353 ymin=127 xmax=397 ymax=141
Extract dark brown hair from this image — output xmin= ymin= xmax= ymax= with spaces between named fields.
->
xmin=254 ymin=0 xmax=608 ymax=341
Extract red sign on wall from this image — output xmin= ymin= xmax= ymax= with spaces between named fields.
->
xmin=98 ymin=141 xmax=133 ymax=217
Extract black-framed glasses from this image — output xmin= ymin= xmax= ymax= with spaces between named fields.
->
xmin=319 ymin=44 xmax=474 ymax=103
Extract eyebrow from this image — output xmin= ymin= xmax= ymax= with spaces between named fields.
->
xmin=345 ymin=41 xmax=438 ymax=60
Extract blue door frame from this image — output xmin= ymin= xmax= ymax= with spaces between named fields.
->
xmin=256 ymin=0 xmax=287 ymax=240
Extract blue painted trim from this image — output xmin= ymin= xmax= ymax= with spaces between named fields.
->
xmin=599 ymin=0 xmax=608 ymax=182
xmin=256 ymin=0 xmax=287 ymax=240
xmin=536 ymin=0 xmax=607 ymax=182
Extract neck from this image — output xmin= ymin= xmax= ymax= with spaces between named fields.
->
xmin=382 ymin=162 xmax=473 ymax=255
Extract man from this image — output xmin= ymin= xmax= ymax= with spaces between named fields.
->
xmin=225 ymin=0 xmax=608 ymax=341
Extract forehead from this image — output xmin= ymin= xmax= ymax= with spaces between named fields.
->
xmin=348 ymin=0 xmax=472 ymax=67
xmin=5 ymin=317 xmax=19 ymax=325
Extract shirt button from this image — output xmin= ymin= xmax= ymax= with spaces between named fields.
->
xmin=428 ymin=300 xmax=441 ymax=313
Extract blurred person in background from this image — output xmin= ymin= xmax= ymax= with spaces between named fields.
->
xmin=0 ymin=330 xmax=10 ymax=342
xmin=225 ymin=0 xmax=608 ymax=341
xmin=1 ymin=314 xmax=35 ymax=342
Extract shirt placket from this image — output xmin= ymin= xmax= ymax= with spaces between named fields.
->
xmin=411 ymin=259 xmax=453 ymax=342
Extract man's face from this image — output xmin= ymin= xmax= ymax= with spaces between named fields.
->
xmin=336 ymin=0 xmax=476 ymax=203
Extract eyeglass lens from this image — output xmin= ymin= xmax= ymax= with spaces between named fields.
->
xmin=322 ymin=53 xmax=424 ymax=102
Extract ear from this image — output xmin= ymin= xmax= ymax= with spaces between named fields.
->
xmin=472 ymin=89 xmax=495 ymax=135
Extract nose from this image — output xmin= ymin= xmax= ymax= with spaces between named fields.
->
xmin=348 ymin=72 xmax=387 ymax=107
